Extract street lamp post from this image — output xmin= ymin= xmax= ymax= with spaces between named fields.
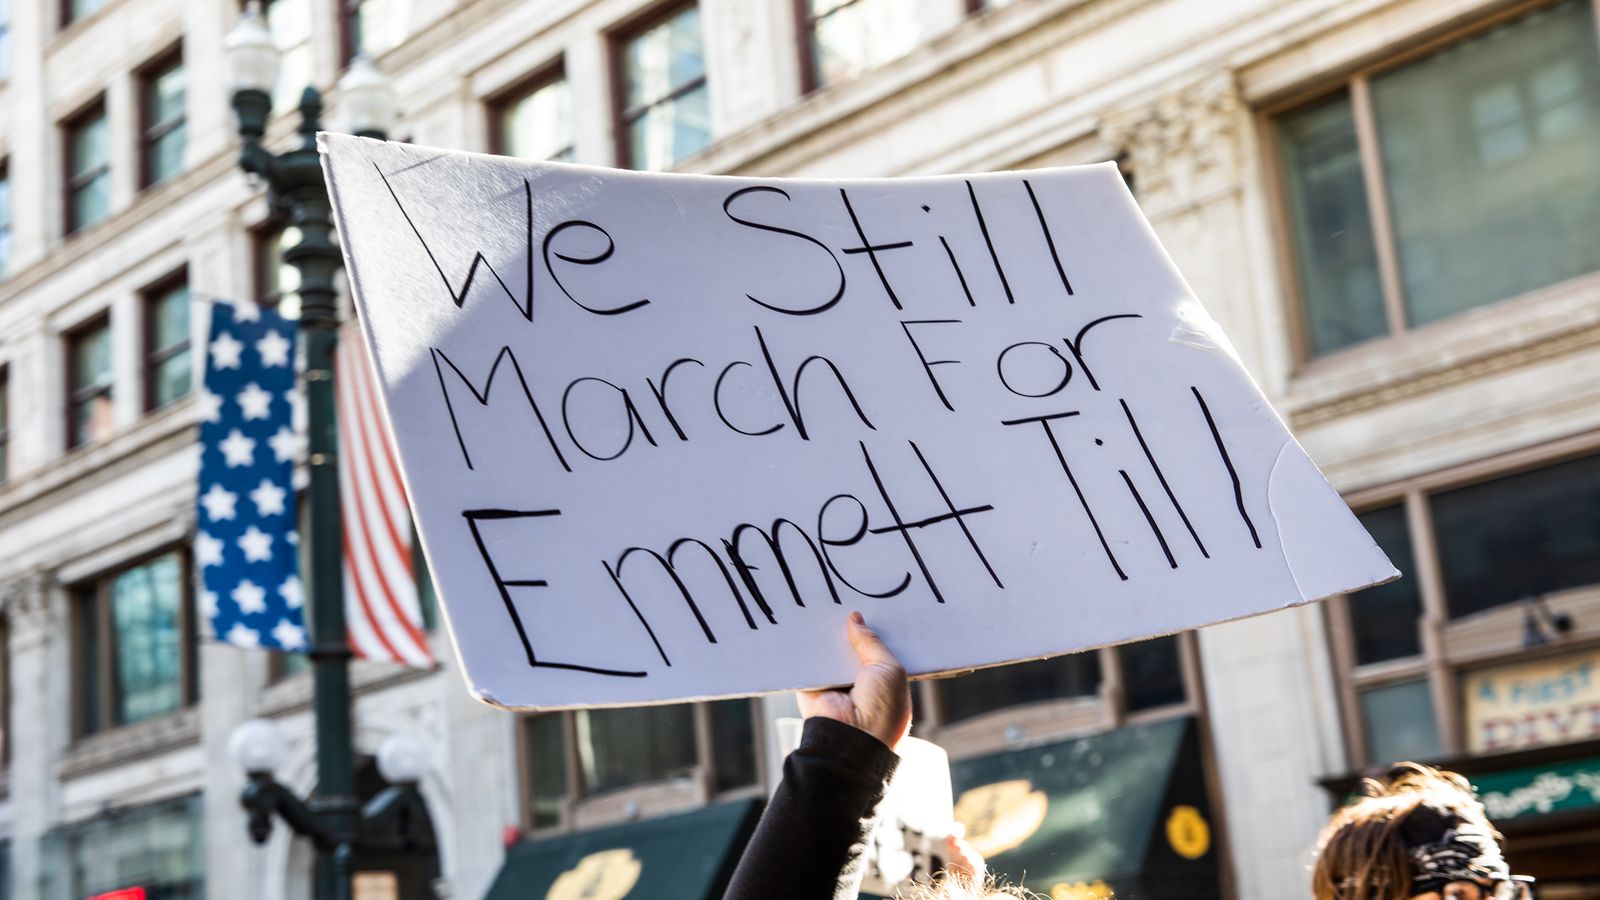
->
xmin=223 ymin=7 xmax=418 ymax=899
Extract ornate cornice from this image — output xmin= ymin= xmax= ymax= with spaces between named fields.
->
xmin=1100 ymin=70 xmax=1247 ymax=216
xmin=1289 ymin=319 xmax=1600 ymax=428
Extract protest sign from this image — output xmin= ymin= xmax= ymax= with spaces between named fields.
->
xmin=320 ymin=134 xmax=1396 ymax=710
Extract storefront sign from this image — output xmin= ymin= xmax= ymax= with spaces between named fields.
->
xmin=1464 ymin=649 xmax=1600 ymax=752
xmin=1475 ymin=757 xmax=1600 ymax=821
xmin=321 ymin=134 xmax=1396 ymax=710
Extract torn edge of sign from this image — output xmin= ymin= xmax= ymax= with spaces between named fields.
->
xmin=1267 ymin=438 xmax=1401 ymax=607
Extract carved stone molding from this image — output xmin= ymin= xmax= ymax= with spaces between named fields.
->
xmin=0 ymin=568 xmax=54 ymax=634
xmin=1100 ymin=71 xmax=1247 ymax=216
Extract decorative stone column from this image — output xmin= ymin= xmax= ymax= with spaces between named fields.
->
xmin=2 ymin=569 xmax=61 ymax=900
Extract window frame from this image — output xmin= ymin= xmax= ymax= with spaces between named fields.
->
xmin=63 ymin=312 xmax=113 ymax=451
xmin=1262 ymin=0 xmax=1600 ymax=368
xmin=137 ymin=44 xmax=186 ymax=190
xmin=514 ymin=699 xmax=765 ymax=836
xmin=609 ymin=1 xmax=708 ymax=170
xmin=0 ymin=157 xmax=12 ymax=279
xmin=62 ymin=96 xmax=110 ymax=237
xmin=141 ymin=268 xmax=191 ymax=413
xmin=487 ymin=62 xmax=574 ymax=161
xmin=1327 ymin=429 xmax=1600 ymax=767
xmin=70 ymin=546 xmax=200 ymax=739
xmin=0 ymin=363 xmax=9 ymax=486
xmin=915 ymin=634 xmax=1205 ymax=761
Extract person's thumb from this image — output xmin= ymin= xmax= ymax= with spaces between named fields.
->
xmin=846 ymin=611 xmax=900 ymax=670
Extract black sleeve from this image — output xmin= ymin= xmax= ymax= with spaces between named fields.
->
xmin=723 ymin=716 xmax=901 ymax=900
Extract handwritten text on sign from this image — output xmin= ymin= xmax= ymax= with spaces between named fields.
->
xmin=320 ymin=135 xmax=1395 ymax=709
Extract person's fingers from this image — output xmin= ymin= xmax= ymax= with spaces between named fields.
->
xmin=797 ymin=688 xmax=855 ymax=725
xmin=846 ymin=611 xmax=902 ymax=671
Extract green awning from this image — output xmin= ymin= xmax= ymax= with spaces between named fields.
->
xmin=1473 ymin=756 xmax=1600 ymax=821
xmin=485 ymin=798 xmax=761 ymax=900
xmin=950 ymin=716 xmax=1220 ymax=899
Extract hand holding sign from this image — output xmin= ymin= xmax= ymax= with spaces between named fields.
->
xmin=318 ymin=134 xmax=1396 ymax=710
xmin=798 ymin=612 xmax=914 ymax=751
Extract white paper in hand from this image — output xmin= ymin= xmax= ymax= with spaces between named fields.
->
xmin=319 ymin=134 xmax=1396 ymax=710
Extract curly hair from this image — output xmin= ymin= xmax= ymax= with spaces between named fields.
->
xmin=896 ymin=874 xmax=1045 ymax=900
xmin=1311 ymin=762 xmax=1502 ymax=900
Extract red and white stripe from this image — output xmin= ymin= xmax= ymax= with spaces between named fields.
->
xmin=336 ymin=326 xmax=434 ymax=668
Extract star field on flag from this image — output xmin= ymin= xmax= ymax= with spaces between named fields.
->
xmin=196 ymin=302 xmax=307 ymax=653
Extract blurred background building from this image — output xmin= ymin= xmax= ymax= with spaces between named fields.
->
xmin=0 ymin=0 xmax=1597 ymax=897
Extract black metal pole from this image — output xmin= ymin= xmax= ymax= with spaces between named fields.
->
xmin=233 ymin=85 xmax=375 ymax=900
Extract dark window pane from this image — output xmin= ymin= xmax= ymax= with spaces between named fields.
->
xmin=42 ymin=795 xmax=204 ymax=899
xmin=1120 ymin=634 xmax=1185 ymax=711
xmin=937 ymin=653 xmax=1101 ymax=726
xmin=1277 ymin=91 xmax=1387 ymax=356
xmin=69 ymin=322 xmax=114 ymax=447
xmin=66 ymin=0 xmax=107 ymax=24
xmin=1360 ymin=679 xmax=1441 ymax=764
xmin=0 ymin=166 xmax=11 ymax=277
xmin=77 ymin=591 xmax=101 ymax=735
xmin=709 ymin=700 xmax=756 ymax=792
xmin=260 ymin=226 xmax=303 ymax=318
xmin=1374 ymin=0 xmax=1600 ymax=327
xmin=526 ymin=714 xmax=566 ymax=829
xmin=623 ymin=6 xmax=709 ymax=170
xmin=150 ymin=282 xmax=191 ymax=408
xmin=1347 ymin=505 xmax=1423 ymax=664
xmin=112 ymin=553 xmax=183 ymax=724
xmin=575 ymin=704 xmax=697 ymax=794
xmin=809 ymin=0 xmax=920 ymax=88
xmin=1432 ymin=453 xmax=1600 ymax=619
xmin=145 ymin=61 xmax=186 ymax=186
xmin=69 ymin=111 xmax=111 ymax=231
xmin=500 ymin=77 xmax=574 ymax=162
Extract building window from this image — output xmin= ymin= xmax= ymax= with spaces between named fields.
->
xmin=0 ymin=0 xmax=11 ymax=81
xmin=491 ymin=70 xmax=575 ymax=162
xmin=519 ymin=699 xmax=761 ymax=833
xmin=800 ymin=0 xmax=921 ymax=91
xmin=1332 ymin=445 xmax=1600 ymax=766
xmin=1274 ymin=0 xmax=1600 ymax=359
xmin=0 ymin=365 xmax=10 ymax=485
xmin=65 ymin=315 xmax=113 ymax=449
xmin=263 ymin=0 xmax=313 ymax=113
xmin=616 ymin=4 xmax=710 ymax=170
xmin=144 ymin=272 xmax=191 ymax=411
xmin=917 ymin=633 xmax=1196 ymax=757
xmin=73 ymin=549 xmax=197 ymax=735
xmin=41 ymin=795 xmax=204 ymax=899
xmin=342 ymin=0 xmax=406 ymax=63
xmin=0 ymin=159 xmax=12 ymax=277
xmin=140 ymin=48 xmax=187 ymax=188
xmin=254 ymin=224 xmax=302 ymax=318
xmin=61 ymin=0 xmax=108 ymax=28
xmin=0 ymin=617 xmax=9 ymax=765
xmin=64 ymin=100 xmax=111 ymax=235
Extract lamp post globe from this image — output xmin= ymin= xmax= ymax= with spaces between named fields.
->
xmin=230 ymin=718 xmax=289 ymax=776
xmin=376 ymin=732 xmax=430 ymax=786
xmin=336 ymin=56 xmax=398 ymax=140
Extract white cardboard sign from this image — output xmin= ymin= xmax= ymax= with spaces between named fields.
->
xmin=320 ymin=134 xmax=1396 ymax=710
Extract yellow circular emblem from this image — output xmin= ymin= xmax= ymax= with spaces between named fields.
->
xmin=546 ymin=848 xmax=642 ymax=900
xmin=953 ymin=779 xmax=1050 ymax=859
xmin=1165 ymin=805 xmax=1210 ymax=860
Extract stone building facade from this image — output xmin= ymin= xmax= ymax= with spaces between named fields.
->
xmin=1 ymin=0 xmax=1597 ymax=897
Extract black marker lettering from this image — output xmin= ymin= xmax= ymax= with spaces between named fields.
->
xmin=996 ymin=341 xmax=1073 ymax=398
xmin=1121 ymin=398 xmax=1208 ymax=558
xmin=1063 ymin=313 xmax=1143 ymax=392
xmin=713 ymin=361 xmax=784 ymax=437
xmin=726 ymin=519 xmax=842 ymax=610
xmin=560 ymin=377 xmax=657 ymax=462
xmin=1024 ymin=179 xmax=1074 ymax=297
xmin=645 ymin=358 xmax=705 ymax=442
xmin=542 ymin=220 xmax=649 ymax=316
xmin=463 ymin=508 xmax=646 ymax=677
xmin=755 ymin=325 xmax=876 ymax=440
xmin=966 ymin=180 xmax=1014 ymax=304
xmin=817 ymin=494 xmax=913 ymax=599
xmin=839 ymin=188 xmax=915 ymax=311
xmin=1120 ymin=470 xmax=1177 ymax=569
xmin=899 ymin=319 xmax=963 ymax=412
xmin=723 ymin=185 xmax=845 ymax=315
xmin=1000 ymin=412 xmax=1127 ymax=581
xmin=1192 ymin=386 xmax=1262 ymax=549
xmin=431 ymin=346 xmax=570 ymax=473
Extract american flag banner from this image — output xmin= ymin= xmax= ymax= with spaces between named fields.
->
xmin=196 ymin=301 xmax=307 ymax=652
xmin=337 ymin=324 xmax=435 ymax=668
